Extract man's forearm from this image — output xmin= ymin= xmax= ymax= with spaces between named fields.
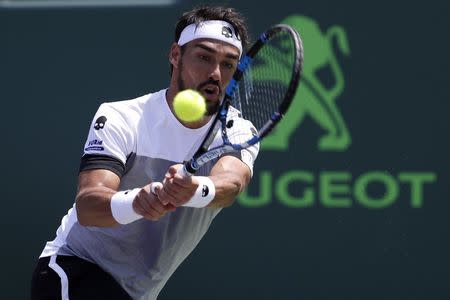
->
xmin=76 ymin=186 xmax=118 ymax=227
xmin=206 ymin=156 xmax=251 ymax=208
xmin=207 ymin=171 xmax=246 ymax=208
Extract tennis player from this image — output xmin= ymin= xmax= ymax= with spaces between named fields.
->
xmin=31 ymin=5 xmax=259 ymax=300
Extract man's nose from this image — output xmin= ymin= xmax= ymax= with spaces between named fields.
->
xmin=209 ymin=63 xmax=221 ymax=82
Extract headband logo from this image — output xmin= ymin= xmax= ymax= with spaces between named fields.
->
xmin=221 ymin=26 xmax=233 ymax=38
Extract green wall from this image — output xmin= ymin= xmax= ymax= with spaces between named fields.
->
xmin=2 ymin=1 xmax=449 ymax=299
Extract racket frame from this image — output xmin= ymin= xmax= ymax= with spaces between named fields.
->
xmin=183 ymin=24 xmax=303 ymax=175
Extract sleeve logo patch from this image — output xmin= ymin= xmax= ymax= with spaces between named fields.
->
xmin=94 ymin=116 xmax=107 ymax=130
xmin=85 ymin=139 xmax=104 ymax=151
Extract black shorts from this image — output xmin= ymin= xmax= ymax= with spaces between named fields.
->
xmin=31 ymin=255 xmax=131 ymax=300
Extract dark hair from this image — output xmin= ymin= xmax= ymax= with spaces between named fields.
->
xmin=170 ymin=5 xmax=250 ymax=75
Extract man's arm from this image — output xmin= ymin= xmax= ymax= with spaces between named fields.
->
xmin=76 ymin=169 xmax=175 ymax=227
xmin=207 ymin=155 xmax=251 ymax=208
xmin=156 ymin=155 xmax=252 ymax=208
xmin=75 ymin=169 xmax=120 ymax=227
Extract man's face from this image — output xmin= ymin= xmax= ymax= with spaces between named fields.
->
xmin=175 ymin=38 xmax=240 ymax=115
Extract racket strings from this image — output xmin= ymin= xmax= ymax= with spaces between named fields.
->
xmin=232 ymin=31 xmax=296 ymax=132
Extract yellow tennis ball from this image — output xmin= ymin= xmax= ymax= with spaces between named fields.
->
xmin=173 ymin=89 xmax=206 ymax=122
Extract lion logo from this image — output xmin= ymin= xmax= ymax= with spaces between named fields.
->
xmin=262 ymin=15 xmax=351 ymax=151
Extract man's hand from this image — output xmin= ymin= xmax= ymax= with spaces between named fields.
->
xmin=156 ymin=164 xmax=199 ymax=207
xmin=132 ymin=184 xmax=176 ymax=221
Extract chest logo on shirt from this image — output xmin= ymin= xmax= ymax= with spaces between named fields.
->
xmin=201 ymin=185 xmax=209 ymax=197
xmin=94 ymin=116 xmax=107 ymax=130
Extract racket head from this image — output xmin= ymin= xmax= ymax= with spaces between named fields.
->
xmin=226 ymin=24 xmax=304 ymax=141
xmin=185 ymin=24 xmax=304 ymax=174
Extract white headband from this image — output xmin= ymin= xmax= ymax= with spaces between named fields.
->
xmin=177 ymin=20 xmax=243 ymax=56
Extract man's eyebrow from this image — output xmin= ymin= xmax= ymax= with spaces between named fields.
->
xmin=194 ymin=44 xmax=239 ymax=60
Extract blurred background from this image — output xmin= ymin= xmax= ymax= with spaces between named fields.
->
xmin=1 ymin=0 xmax=449 ymax=299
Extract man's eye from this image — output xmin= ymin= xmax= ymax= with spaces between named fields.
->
xmin=199 ymin=55 xmax=210 ymax=61
xmin=223 ymin=62 xmax=235 ymax=69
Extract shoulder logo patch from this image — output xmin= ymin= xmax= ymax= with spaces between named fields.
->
xmin=94 ymin=116 xmax=107 ymax=130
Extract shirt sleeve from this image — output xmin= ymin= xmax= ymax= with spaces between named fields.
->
xmin=223 ymin=117 xmax=260 ymax=176
xmin=79 ymin=102 xmax=136 ymax=176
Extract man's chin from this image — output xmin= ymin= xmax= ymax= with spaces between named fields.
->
xmin=205 ymin=101 xmax=220 ymax=116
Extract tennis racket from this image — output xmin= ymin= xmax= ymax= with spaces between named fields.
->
xmin=179 ymin=24 xmax=304 ymax=176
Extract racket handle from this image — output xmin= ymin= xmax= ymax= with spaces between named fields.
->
xmin=177 ymin=164 xmax=192 ymax=177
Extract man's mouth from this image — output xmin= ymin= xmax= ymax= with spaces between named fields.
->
xmin=200 ymin=84 xmax=221 ymax=101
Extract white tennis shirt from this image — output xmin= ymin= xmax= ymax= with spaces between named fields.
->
xmin=40 ymin=89 xmax=259 ymax=300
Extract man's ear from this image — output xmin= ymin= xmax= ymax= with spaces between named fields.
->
xmin=169 ymin=43 xmax=181 ymax=69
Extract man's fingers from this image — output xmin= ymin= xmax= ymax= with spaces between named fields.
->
xmin=165 ymin=166 xmax=177 ymax=179
xmin=156 ymin=183 xmax=179 ymax=205
xmin=157 ymin=181 xmax=193 ymax=207
xmin=133 ymin=196 xmax=153 ymax=219
xmin=165 ymin=203 xmax=177 ymax=212
xmin=165 ymin=176 xmax=196 ymax=197
xmin=150 ymin=198 xmax=168 ymax=214
xmin=165 ymin=164 xmax=184 ymax=180
xmin=150 ymin=181 xmax=170 ymax=205
xmin=133 ymin=188 xmax=174 ymax=220
xmin=172 ymin=174 xmax=194 ymax=187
